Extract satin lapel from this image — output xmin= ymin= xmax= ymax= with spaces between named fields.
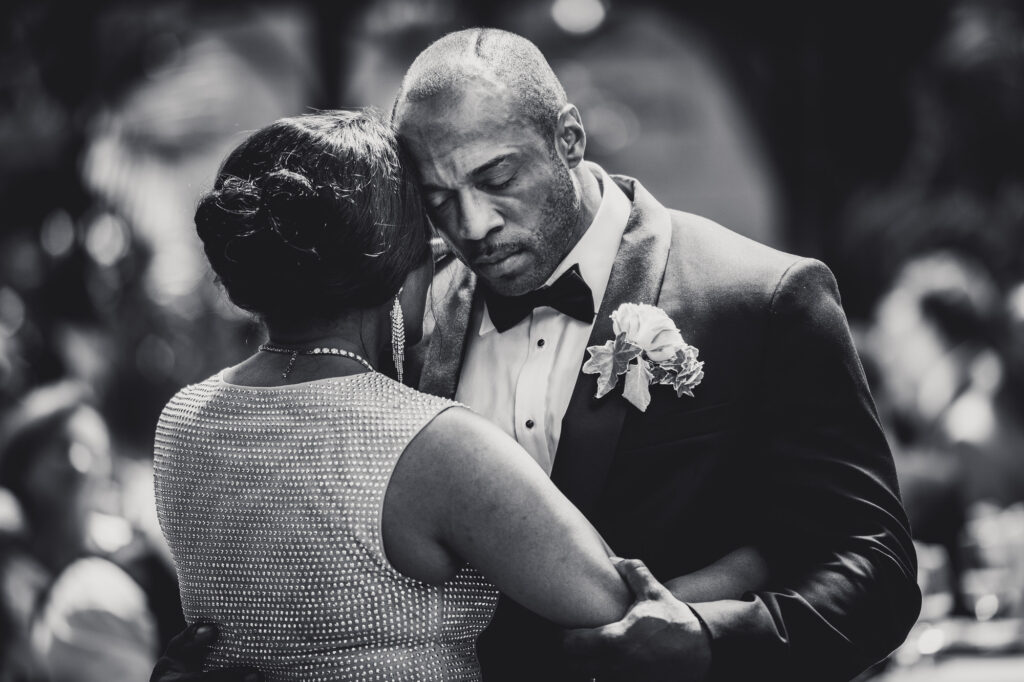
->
xmin=550 ymin=177 xmax=674 ymax=517
xmin=419 ymin=257 xmax=478 ymax=399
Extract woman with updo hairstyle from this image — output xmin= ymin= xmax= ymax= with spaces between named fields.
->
xmin=153 ymin=110 xmax=765 ymax=681
xmin=194 ymin=110 xmax=432 ymax=341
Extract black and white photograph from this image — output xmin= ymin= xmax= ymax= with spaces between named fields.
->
xmin=2 ymin=1 xmax=1024 ymax=680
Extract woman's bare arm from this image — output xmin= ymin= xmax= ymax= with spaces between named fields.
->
xmin=384 ymin=406 xmax=631 ymax=629
xmin=663 ymin=546 xmax=769 ymax=603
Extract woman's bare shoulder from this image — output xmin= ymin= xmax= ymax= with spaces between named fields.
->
xmin=383 ymin=404 xmax=540 ymax=584
xmin=396 ymin=404 xmax=629 ymax=627
xmin=405 ymin=404 xmax=540 ymax=481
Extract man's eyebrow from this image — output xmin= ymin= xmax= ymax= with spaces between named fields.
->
xmin=419 ymin=154 xmax=517 ymax=193
xmin=469 ymin=153 xmax=515 ymax=177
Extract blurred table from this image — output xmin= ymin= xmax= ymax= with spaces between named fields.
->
xmin=872 ymin=618 xmax=1024 ymax=681
xmin=874 ymin=655 xmax=1024 ymax=682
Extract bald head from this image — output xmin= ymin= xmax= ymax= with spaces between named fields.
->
xmin=393 ymin=28 xmax=568 ymax=141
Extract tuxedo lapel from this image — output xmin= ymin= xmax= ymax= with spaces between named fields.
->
xmin=419 ymin=256 xmax=478 ymax=399
xmin=550 ymin=175 xmax=674 ymax=517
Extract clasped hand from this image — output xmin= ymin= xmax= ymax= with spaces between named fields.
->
xmin=562 ymin=558 xmax=712 ymax=682
xmin=150 ymin=623 xmax=261 ymax=682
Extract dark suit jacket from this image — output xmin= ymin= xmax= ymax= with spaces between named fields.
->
xmin=415 ymin=168 xmax=921 ymax=681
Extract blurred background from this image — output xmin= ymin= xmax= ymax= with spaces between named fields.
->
xmin=1 ymin=0 xmax=1023 ymax=680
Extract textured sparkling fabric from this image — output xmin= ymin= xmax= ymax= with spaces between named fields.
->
xmin=154 ymin=372 xmax=499 ymax=681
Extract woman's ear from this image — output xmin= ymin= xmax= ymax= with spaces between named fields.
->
xmin=555 ymin=104 xmax=586 ymax=168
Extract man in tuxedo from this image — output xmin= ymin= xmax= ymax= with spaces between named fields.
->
xmin=153 ymin=28 xmax=919 ymax=682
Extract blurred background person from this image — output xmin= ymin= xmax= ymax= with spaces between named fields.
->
xmin=0 ymin=382 xmax=184 ymax=681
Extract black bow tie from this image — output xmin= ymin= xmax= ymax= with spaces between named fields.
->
xmin=484 ymin=264 xmax=595 ymax=333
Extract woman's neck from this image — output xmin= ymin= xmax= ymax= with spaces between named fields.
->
xmin=262 ymin=311 xmax=386 ymax=376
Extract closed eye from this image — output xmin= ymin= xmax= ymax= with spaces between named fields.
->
xmin=479 ymin=174 xmax=516 ymax=191
xmin=426 ymin=192 xmax=452 ymax=210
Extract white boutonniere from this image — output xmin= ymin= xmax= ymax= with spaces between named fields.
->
xmin=581 ymin=303 xmax=704 ymax=412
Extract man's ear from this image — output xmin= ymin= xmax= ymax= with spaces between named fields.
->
xmin=555 ymin=104 xmax=586 ymax=168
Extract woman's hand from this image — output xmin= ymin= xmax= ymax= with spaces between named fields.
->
xmin=563 ymin=559 xmax=712 ymax=682
xmin=150 ymin=623 xmax=262 ymax=682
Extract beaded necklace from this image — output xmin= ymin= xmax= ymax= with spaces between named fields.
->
xmin=258 ymin=343 xmax=375 ymax=380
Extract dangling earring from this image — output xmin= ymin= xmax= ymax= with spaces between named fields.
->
xmin=390 ymin=288 xmax=405 ymax=384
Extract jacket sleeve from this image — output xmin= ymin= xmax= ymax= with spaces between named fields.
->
xmin=688 ymin=258 xmax=921 ymax=681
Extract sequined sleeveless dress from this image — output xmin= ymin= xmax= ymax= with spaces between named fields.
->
xmin=154 ymin=372 xmax=499 ymax=681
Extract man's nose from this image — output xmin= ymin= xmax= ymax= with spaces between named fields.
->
xmin=456 ymin=191 xmax=502 ymax=242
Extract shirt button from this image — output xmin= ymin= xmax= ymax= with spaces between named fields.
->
xmin=537 ymin=339 xmax=545 ymax=348
xmin=525 ymin=419 xmax=535 ymax=429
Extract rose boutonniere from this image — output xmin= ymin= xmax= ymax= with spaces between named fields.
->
xmin=581 ymin=303 xmax=704 ymax=412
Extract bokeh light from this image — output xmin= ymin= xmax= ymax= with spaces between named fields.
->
xmin=551 ymin=0 xmax=606 ymax=35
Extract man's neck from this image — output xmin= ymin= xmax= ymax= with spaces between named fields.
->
xmin=563 ymin=163 xmax=603 ymax=259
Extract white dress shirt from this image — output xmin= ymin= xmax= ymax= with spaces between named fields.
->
xmin=455 ymin=167 xmax=632 ymax=474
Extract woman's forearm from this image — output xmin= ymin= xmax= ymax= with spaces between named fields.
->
xmin=663 ymin=546 xmax=769 ymax=603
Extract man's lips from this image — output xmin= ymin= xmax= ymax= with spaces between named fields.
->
xmin=472 ymin=249 xmax=521 ymax=267
xmin=472 ymin=250 xmax=526 ymax=276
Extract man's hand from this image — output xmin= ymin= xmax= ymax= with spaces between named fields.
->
xmin=563 ymin=559 xmax=712 ymax=682
xmin=150 ymin=623 xmax=262 ymax=682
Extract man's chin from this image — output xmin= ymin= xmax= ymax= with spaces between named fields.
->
xmin=473 ymin=253 xmax=548 ymax=295
xmin=479 ymin=276 xmax=533 ymax=296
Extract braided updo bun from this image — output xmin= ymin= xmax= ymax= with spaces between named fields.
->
xmin=195 ymin=110 xmax=430 ymax=321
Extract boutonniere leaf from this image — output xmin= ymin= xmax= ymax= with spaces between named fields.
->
xmin=623 ymin=357 xmax=655 ymax=412
xmin=655 ymin=346 xmax=705 ymax=398
xmin=581 ymin=332 xmax=643 ymax=399
xmin=583 ymin=303 xmax=704 ymax=411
